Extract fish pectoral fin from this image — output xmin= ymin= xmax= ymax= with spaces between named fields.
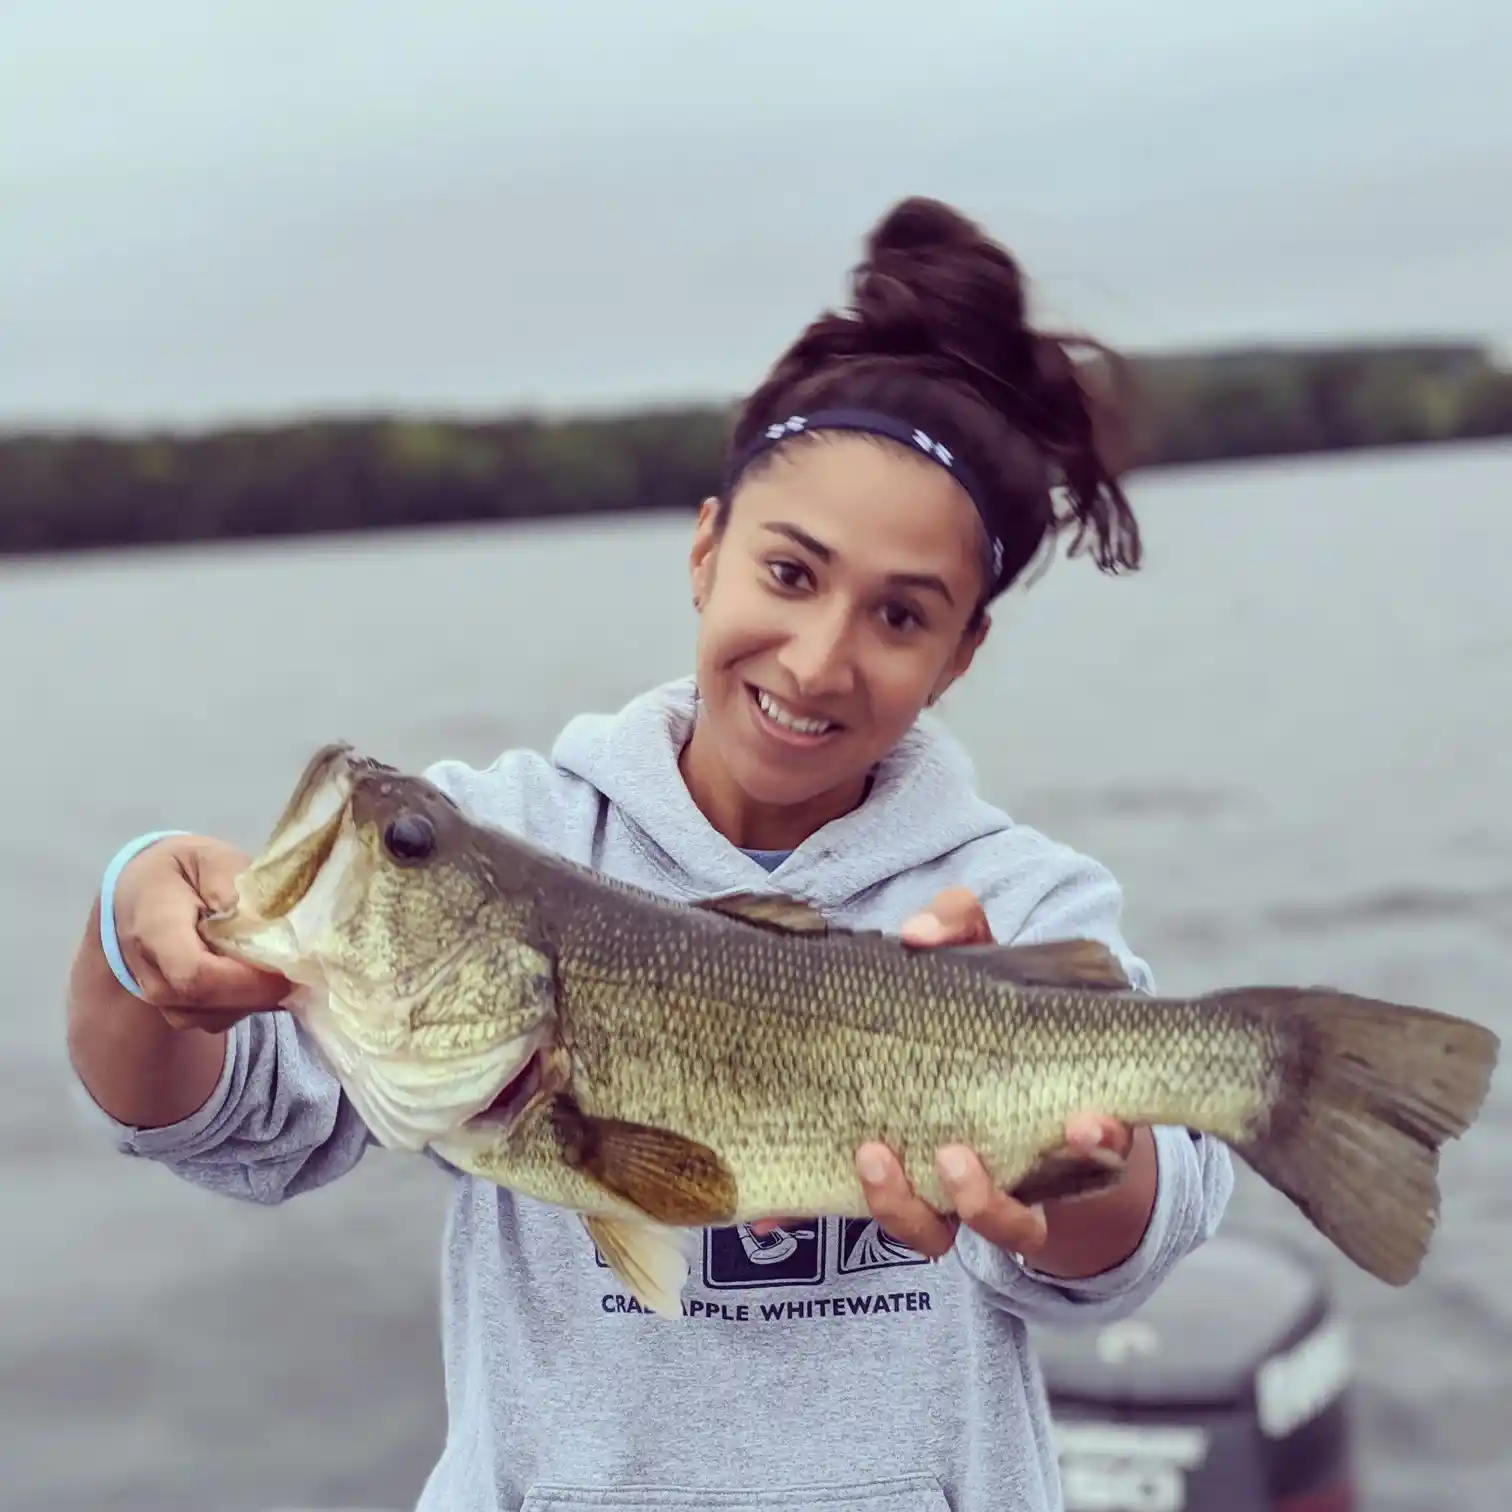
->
xmin=950 ymin=938 xmax=1133 ymax=992
xmin=553 ymin=1096 xmax=739 ymax=1225
xmin=1009 ymin=1142 xmax=1129 ymax=1207
xmin=583 ymin=1214 xmax=691 ymax=1320
xmin=693 ymin=891 xmax=830 ymax=935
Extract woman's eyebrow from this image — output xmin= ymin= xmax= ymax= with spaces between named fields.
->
xmin=761 ymin=521 xmax=954 ymax=604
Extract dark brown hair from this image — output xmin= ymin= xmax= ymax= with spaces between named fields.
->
xmin=719 ymin=196 xmax=1143 ymax=613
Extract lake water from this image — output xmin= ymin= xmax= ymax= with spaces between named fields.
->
xmin=3 ymin=440 xmax=1510 ymax=1512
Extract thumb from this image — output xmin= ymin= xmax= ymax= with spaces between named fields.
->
xmin=902 ymin=885 xmax=993 ymax=947
xmin=184 ymin=846 xmax=247 ymax=916
xmin=138 ymin=920 xmax=293 ymax=1011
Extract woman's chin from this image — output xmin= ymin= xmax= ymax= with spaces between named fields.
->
xmin=690 ymin=693 xmax=871 ymax=825
xmin=726 ymin=747 xmax=862 ymax=817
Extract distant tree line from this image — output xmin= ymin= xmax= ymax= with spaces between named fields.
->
xmin=2 ymin=340 xmax=1509 ymax=555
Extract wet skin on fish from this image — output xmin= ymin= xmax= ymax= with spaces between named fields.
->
xmin=199 ymin=744 xmax=1502 ymax=1318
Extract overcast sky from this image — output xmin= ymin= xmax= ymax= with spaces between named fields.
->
xmin=5 ymin=0 xmax=1509 ymax=430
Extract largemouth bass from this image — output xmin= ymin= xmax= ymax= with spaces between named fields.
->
xmin=199 ymin=744 xmax=1500 ymax=1317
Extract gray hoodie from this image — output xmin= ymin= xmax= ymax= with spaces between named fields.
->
xmin=82 ymin=676 xmax=1234 ymax=1512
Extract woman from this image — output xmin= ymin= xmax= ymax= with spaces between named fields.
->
xmin=67 ymin=196 xmax=1233 ymax=1512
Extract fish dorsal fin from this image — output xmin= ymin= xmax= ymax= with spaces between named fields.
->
xmin=552 ymin=1095 xmax=740 ymax=1226
xmin=693 ymin=890 xmax=830 ymax=935
xmin=947 ymin=937 xmax=1133 ymax=991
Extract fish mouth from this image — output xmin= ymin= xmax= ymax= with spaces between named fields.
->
xmin=264 ymin=744 xmax=358 ymax=851
xmin=200 ymin=743 xmax=359 ymax=948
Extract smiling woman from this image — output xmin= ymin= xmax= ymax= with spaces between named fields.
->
xmin=66 ymin=195 xmax=1233 ymax=1512
xmin=681 ymin=440 xmax=991 ymax=848
xmin=678 ymin=197 xmax=1140 ymax=853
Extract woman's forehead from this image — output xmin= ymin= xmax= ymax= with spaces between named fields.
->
xmin=731 ymin=436 xmax=983 ymax=574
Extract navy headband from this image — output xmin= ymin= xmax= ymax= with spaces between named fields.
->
xmin=724 ymin=408 xmax=1007 ymax=589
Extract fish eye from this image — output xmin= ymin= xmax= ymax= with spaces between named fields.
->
xmin=382 ymin=813 xmax=437 ymax=863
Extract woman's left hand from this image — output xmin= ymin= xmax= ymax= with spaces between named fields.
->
xmin=853 ymin=1109 xmax=1134 ymax=1261
xmin=749 ymin=885 xmax=1135 ymax=1261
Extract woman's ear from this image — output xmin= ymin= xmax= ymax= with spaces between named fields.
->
xmin=689 ymin=495 xmax=721 ymax=610
xmin=929 ymin=612 xmax=992 ymax=705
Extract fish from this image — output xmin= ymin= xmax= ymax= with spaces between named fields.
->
xmin=198 ymin=742 xmax=1501 ymax=1318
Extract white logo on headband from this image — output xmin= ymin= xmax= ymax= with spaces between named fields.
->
xmin=755 ymin=414 xmax=1001 ymax=576
xmin=912 ymin=429 xmax=954 ymax=468
xmin=765 ymin=415 xmax=809 ymax=439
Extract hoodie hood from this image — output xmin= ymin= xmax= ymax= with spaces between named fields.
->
xmin=549 ymin=675 xmax=1013 ymax=910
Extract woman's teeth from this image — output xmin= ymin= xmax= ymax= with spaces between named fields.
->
xmin=756 ymin=689 xmax=835 ymax=736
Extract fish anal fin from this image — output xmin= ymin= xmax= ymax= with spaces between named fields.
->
xmin=694 ymin=891 xmax=830 ymax=935
xmin=952 ymin=938 xmax=1132 ymax=992
xmin=583 ymin=1215 xmax=691 ymax=1319
xmin=1009 ymin=1143 xmax=1129 ymax=1206
xmin=553 ymin=1096 xmax=739 ymax=1226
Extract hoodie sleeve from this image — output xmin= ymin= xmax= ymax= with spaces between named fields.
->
xmin=73 ymin=1011 xmax=377 ymax=1204
xmin=73 ymin=748 xmax=581 ymax=1205
xmin=952 ymin=843 xmax=1236 ymax=1325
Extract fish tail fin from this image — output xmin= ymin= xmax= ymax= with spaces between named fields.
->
xmin=1225 ymin=987 xmax=1499 ymax=1286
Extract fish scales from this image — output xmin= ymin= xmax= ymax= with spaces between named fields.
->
xmin=198 ymin=743 xmax=1501 ymax=1314
xmin=544 ymin=892 xmax=1278 ymax=1217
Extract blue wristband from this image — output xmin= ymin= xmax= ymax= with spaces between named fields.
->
xmin=100 ymin=829 xmax=192 ymax=999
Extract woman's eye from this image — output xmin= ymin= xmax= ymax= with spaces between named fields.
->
xmin=881 ymin=601 xmax=923 ymax=633
xmin=767 ymin=559 xmax=811 ymax=591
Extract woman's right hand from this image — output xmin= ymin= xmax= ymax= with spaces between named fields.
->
xmin=112 ymin=834 xmax=292 ymax=1031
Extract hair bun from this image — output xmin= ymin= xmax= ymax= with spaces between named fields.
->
xmin=864 ymin=196 xmax=984 ymax=259
xmin=726 ymin=194 xmax=1143 ymax=584
xmin=845 ymin=196 xmax=1034 ymax=388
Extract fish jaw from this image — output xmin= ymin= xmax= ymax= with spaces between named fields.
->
xmin=197 ymin=746 xmax=361 ymax=997
xmin=233 ymin=743 xmax=360 ymax=926
xmin=299 ymin=983 xmax=556 ymax=1154
xmin=200 ymin=740 xmax=378 ymax=976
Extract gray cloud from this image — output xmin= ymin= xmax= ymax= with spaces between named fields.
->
xmin=4 ymin=0 xmax=1508 ymax=428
